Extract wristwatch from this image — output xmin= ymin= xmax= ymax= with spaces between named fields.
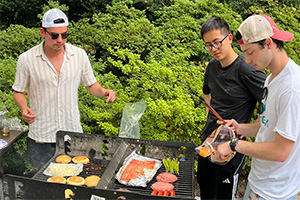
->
xmin=230 ymin=138 xmax=239 ymax=152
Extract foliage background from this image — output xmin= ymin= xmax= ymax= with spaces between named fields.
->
xmin=0 ymin=0 xmax=299 ymax=175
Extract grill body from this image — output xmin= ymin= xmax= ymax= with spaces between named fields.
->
xmin=4 ymin=131 xmax=195 ymax=199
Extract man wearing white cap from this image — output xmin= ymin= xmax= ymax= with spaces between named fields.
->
xmin=13 ymin=8 xmax=116 ymax=169
xmin=216 ymin=14 xmax=300 ymax=200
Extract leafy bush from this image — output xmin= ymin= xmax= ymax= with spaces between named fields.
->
xmin=218 ymin=0 xmax=300 ymax=20
xmin=0 ymin=25 xmax=41 ymax=59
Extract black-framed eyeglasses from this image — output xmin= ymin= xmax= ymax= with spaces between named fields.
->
xmin=258 ymin=87 xmax=268 ymax=114
xmin=44 ymin=28 xmax=70 ymax=40
xmin=204 ymin=34 xmax=229 ymax=51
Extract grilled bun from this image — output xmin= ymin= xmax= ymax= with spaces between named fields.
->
xmin=72 ymin=156 xmax=90 ymax=164
xmin=47 ymin=176 xmax=67 ymax=184
xmin=56 ymin=155 xmax=72 ymax=164
xmin=85 ymin=175 xmax=101 ymax=187
xmin=67 ymin=176 xmax=85 ymax=186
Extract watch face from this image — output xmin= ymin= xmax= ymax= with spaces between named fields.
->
xmin=230 ymin=138 xmax=238 ymax=151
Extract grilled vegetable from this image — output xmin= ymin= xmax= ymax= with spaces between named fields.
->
xmin=162 ymin=158 xmax=179 ymax=174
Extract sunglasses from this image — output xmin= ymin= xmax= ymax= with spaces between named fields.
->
xmin=44 ymin=28 xmax=70 ymax=40
xmin=258 ymin=87 xmax=268 ymax=114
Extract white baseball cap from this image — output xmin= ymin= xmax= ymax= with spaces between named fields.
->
xmin=42 ymin=8 xmax=69 ymax=28
xmin=237 ymin=14 xmax=293 ymax=44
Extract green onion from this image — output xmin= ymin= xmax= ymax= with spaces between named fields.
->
xmin=162 ymin=158 xmax=179 ymax=174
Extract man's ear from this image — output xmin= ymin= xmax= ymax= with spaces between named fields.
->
xmin=228 ymin=34 xmax=234 ymax=43
xmin=265 ymin=37 xmax=273 ymax=49
xmin=40 ymin=28 xmax=46 ymax=38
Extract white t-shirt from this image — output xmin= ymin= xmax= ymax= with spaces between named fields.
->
xmin=13 ymin=41 xmax=97 ymax=143
xmin=248 ymin=59 xmax=300 ymax=199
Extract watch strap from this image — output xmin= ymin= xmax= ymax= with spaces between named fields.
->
xmin=230 ymin=138 xmax=239 ymax=152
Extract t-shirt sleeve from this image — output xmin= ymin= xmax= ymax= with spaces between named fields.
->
xmin=240 ymin=66 xmax=267 ymax=101
xmin=12 ymin=54 xmax=30 ymax=92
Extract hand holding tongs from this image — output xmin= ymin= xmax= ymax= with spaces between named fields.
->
xmin=182 ymin=79 xmax=227 ymax=126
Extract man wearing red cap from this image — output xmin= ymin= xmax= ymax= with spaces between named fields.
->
xmin=216 ymin=14 xmax=300 ymax=199
xmin=13 ymin=8 xmax=116 ymax=169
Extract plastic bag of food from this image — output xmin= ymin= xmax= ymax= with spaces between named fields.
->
xmin=196 ymin=125 xmax=236 ymax=165
xmin=115 ymin=150 xmax=162 ymax=187
xmin=118 ymin=100 xmax=146 ymax=139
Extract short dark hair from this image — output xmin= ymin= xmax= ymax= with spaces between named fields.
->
xmin=201 ymin=16 xmax=231 ymax=38
xmin=235 ymin=30 xmax=284 ymax=50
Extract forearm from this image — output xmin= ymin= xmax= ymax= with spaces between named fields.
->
xmin=86 ymin=82 xmax=116 ymax=102
xmin=235 ymin=135 xmax=294 ymax=162
xmin=85 ymin=82 xmax=106 ymax=98
xmin=13 ymin=91 xmax=28 ymax=111
xmin=14 ymin=91 xmax=36 ymax=123
xmin=238 ymin=120 xmax=260 ymax=137
xmin=203 ymin=94 xmax=211 ymax=117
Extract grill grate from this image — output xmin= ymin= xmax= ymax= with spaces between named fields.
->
xmin=113 ymin=160 xmax=194 ymax=197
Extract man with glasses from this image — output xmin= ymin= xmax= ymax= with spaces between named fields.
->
xmin=12 ymin=8 xmax=116 ymax=169
xmin=216 ymin=14 xmax=300 ymax=200
xmin=197 ymin=16 xmax=266 ymax=199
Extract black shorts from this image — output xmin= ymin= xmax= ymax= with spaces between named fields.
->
xmin=197 ymin=152 xmax=245 ymax=200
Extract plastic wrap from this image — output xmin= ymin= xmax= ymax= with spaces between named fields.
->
xmin=196 ymin=125 xmax=236 ymax=165
xmin=6 ymin=117 xmax=29 ymax=132
xmin=115 ymin=150 xmax=162 ymax=187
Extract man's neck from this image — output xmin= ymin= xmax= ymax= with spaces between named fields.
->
xmin=269 ymin=49 xmax=289 ymax=81
xmin=220 ymin=50 xmax=238 ymax=68
xmin=43 ymin=43 xmax=65 ymax=58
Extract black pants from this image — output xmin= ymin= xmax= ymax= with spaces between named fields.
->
xmin=197 ymin=152 xmax=245 ymax=200
xmin=27 ymin=137 xmax=56 ymax=170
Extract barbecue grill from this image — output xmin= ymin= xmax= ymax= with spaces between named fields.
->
xmin=3 ymin=131 xmax=196 ymax=199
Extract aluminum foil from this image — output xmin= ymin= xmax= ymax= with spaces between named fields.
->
xmin=115 ymin=150 xmax=162 ymax=187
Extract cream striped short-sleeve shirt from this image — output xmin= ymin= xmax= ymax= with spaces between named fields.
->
xmin=13 ymin=41 xmax=97 ymax=143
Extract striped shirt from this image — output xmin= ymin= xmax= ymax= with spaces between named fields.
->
xmin=13 ymin=41 xmax=97 ymax=143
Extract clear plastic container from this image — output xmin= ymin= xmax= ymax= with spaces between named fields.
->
xmin=0 ymin=105 xmax=9 ymax=136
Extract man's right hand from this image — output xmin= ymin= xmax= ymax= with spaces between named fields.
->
xmin=22 ymin=107 xmax=37 ymax=124
xmin=217 ymin=119 xmax=240 ymax=133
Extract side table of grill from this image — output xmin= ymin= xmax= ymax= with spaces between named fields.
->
xmin=0 ymin=130 xmax=24 ymax=199
xmin=0 ymin=130 xmax=24 ymax=177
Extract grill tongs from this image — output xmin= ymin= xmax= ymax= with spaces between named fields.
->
xmin=182 ymin=79 xmax=226 ymax=125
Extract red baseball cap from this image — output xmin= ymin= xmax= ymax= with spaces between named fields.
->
xmin=237 ymin=14 xmax=294 ymax=44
